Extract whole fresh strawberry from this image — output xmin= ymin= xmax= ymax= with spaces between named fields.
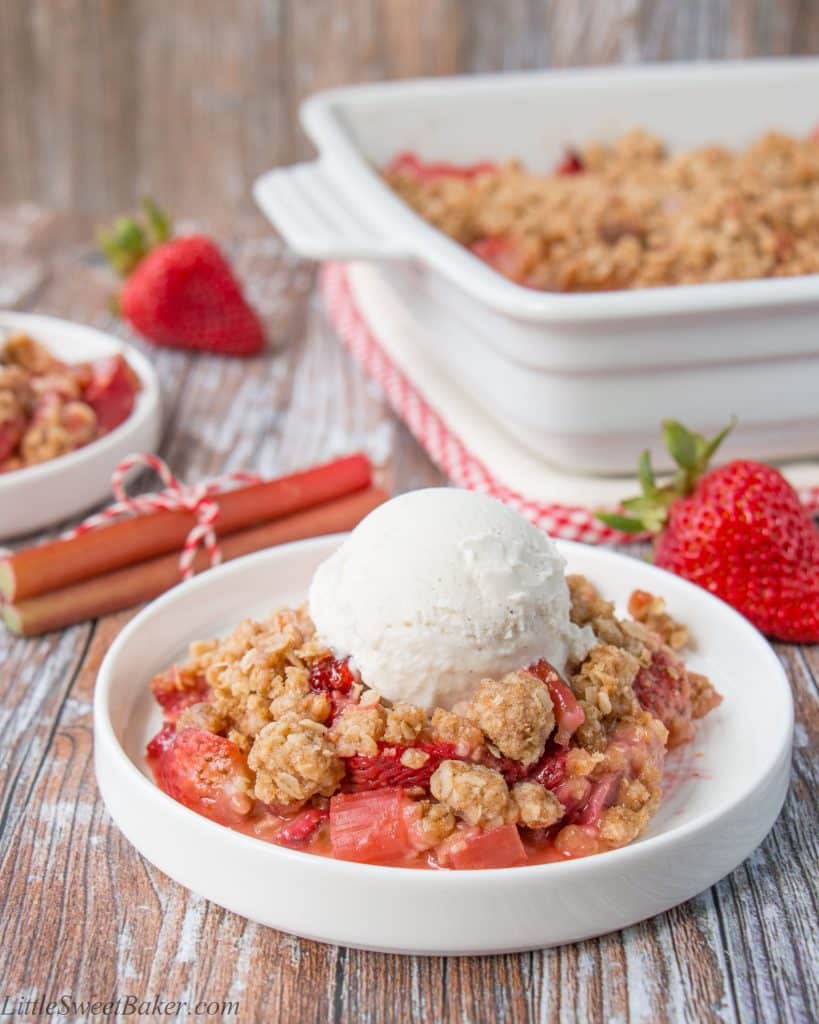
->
xmin=599 ymin=420 xmax=819 ymax=643
xmin=99 ymin=200 xmax=265 ymax=356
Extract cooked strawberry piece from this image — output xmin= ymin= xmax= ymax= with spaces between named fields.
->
xmin=574 ymin=772 xmax=621 ymax=827
xmin=275 ymin=807 xmax=328 ymax=848
xmin=0 ymin=413 xmax=25 ymax=463
xmin=145 ymin=723 xmax=176 ymax=764
xmin=387 ymin=151 xmax=496 ymax=181
xmin=344 ymin=741 xmax=457 ymax=793
xmin=448 ymin=824 xmax=528 ymax=870
xmin=633 ymin=648 xmax=691 ymax=733
xmin=480 ymin=749 xmax=531 ymax=785
xmin=155 ymin=728 xmax=252 ymax=824
xmin=528 ymin=660 xmax=585 ymax=745
xmin=555 ymin=148 xmax=585 ymax=175
xmin=309 ymin=656 xmax=355 ymax=694
xmin=530 ymin=742 xmax=569 ymax=790
xmin=83 ymin=355 xmax=139 ymax=432
xmin=470 ymin=235 xmax=529 ymax=284
xmin=329 ymin=787 xmax=412 ymax=863
xmin=150 ymin=668 xmax=210 ymax=724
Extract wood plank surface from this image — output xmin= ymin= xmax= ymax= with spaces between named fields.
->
xmin=0 ymin=207 xmax=817 ymax=1024
xmin=2 ymin=0 xmax=819 ymax=219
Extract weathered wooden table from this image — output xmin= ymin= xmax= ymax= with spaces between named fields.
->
xmin=0 ymin=206 xmax=816 ymax=1024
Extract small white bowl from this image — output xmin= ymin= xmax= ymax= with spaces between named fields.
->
xmin=0 ymin=312 xmax=161 ymax=539
xmin=94 ymin=536 xmax=792 ymax=955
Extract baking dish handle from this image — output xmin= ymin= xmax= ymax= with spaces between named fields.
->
xmin=253 ymin=161 xmax=410 ymax=260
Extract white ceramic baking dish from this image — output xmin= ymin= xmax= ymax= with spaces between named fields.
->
xmin=255 ymin=60 xmax=819 ymax=474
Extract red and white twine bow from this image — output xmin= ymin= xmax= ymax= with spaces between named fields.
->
xmin=64 ymin=453 xmax=262 ymax=579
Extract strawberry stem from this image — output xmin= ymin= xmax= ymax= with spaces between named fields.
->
xmin=98 ymin=199 xmax=174 ymax=278
xmin=597 ymin=418 xmax=736 ymax=535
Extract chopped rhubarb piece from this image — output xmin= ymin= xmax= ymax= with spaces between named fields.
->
xmin=449 ymin=824 xmax=528 ymax=870
xmin=387 ymin=151 xmax=496 ymax=181
xmin=155 ymin=728 xmax=253 ymax=824
xmin=275 ymin=807 xmax=328 ymax=848
xmin=150 ymin=667 xmax=210 ymax=724
xmin=554 ymin=148 xmax=585 ymax=175
xmin=528 ymin=660 xmax=585 ymax=745
xmin=329 ymin=787 xmax=412 ymax=863
xmin=575 ymin=772 xmax=622 ymax=827
xmin=552 ymin=777 xmax=592 ymax=820
xmin=344 ymin=741 xmax=457 ymax=793
xmin=83 ymin=354 xmax=139 ymax=433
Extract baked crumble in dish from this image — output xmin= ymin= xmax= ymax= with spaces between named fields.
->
xmin=383 ymin=128 xmax=819 ymax=292
xmin=0 ymin=333 xmax=141 ymax=473
xmin=145 ymin=580 xmax=721 ymax=870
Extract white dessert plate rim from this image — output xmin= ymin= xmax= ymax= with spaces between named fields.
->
xmin=94 ymin=533 xmax=793 ymax=883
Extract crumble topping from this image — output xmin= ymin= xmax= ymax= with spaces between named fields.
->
xmin=383 ymin=702 xmax=427 ymax=745
xmin=428 ymin=708 xmax=484 ymax=757
xmin=429 ymin=760 xmax=517 ymax=829
xmin=248 ymin=717 xmax=344 ymax=806
xmin=408 ymin=800 xmax=457 ymax=849
xmin=147 ymin=575 xmax=721 ymax=869
xmin=628 ymin=590 xmax=690 ymax=650
xmin=384 ymin=129 xmax=819 ymax=292
xmin=465 ymin=671 xmax=555 ymax=765
xmin=0 ymin=333 xmax=140 ymax=473
xmin=329 ymin=704 xmax=386 ymax=757
xmin=194 ymin=608 xmax=320 ymax=749
xmin=512 ymin=781 xmax=563 ymax=829
xmin=175 ymin=701 xmax=227 ymax=734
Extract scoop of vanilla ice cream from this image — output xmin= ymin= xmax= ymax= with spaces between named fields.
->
xmin=308 ymin=488 xmax=594 ymax=709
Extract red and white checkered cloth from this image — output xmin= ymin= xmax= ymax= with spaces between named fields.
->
xmin=320 ymin=262 xmax=819 ymax=543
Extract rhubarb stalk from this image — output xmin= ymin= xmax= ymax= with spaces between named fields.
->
xmin=0 ymin=453 xmax=372 ymax=602
xmin=3 ymin=487 xmax=387 ymax=636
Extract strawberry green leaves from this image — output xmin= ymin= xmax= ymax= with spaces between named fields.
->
xmin=98 ymin=199 xmax=174 ymax=277
xmin=597 ymin=418 xmax=736 ymax=535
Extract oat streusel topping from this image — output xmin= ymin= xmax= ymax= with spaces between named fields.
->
xmin=465 ymin=671 xmax=555 ymax=765
xmin=148 ymin=574 xmax=722 ymax=867
xmin=383 ymin=702 xmax=427 ymax=745
xmin=512 ymin=781 xmax=564 ymax=829
xmin=385 ymin=129 xmax=819 ymax=292
xmin=409 ymin=800 xmax=457 ymax=849
xmin=428 ymin=708 xmax=484 ymax=758
xmin=430 ymin=760 xmax=517 ymax=829
xmin=628 ymin=589 xmax=690 ymax=650
xmin=329 ymin=704 xmax=386 ymax=758
xmin=194 ymin=608 xmax=322 ymax=749
xmin=248 ymin=716 xmax=344 ymax=805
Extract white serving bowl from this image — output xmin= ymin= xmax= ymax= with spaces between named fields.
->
xmin=94 ymin=535 xmax=792 ymax=955
xmin=0 ymin=312 xmax=161 ymax=539
xmin=255 ymin=59 xmax=819 ymax=473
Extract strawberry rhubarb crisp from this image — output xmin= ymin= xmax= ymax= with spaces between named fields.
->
xmin=145 ymin=490 xmax=721 ymax=869
xmin=0 ymin=333 xmax=141 ymax=473
xmin=383 ymin=128 xmax=819 ymax=291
